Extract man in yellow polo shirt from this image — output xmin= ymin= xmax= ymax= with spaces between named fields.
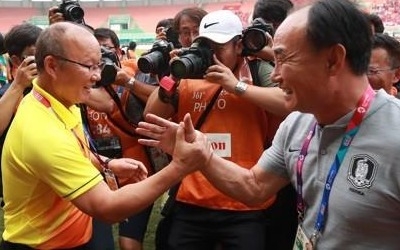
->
xmin=1 ymin=22 xmax=210 ymax=249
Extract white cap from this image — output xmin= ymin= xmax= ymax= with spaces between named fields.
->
xmin=195 ymin=10 xmax=243 ymax=44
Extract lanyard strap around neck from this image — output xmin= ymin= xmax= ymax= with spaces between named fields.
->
xmin=33 ymin=89 xmax=112 ymax=169
xmin=33 ymin=89 xmax=92 ymax=158
xmin=295 ymin=86 xmax=376 ymax=238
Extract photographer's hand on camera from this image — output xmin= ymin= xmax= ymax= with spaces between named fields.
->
xmin=13 ymin=56 xmax=37 ymax=90
xmin=112 ymin=66 xmax=131 ymax=87
xmin=205 ymin=55 xmax=248 ymax=95
xmin=106 ymin=67 xmax=157 ymax=103
xmin=169 ymin=48 xmax=185 ymax=60
xmin=48 ymin=6 xmax=65 ymax=24
xmin=155 ymin=26 xmax=168 ymax=41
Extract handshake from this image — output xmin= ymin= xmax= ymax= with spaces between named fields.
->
xmin=135 ymin=113 xmax=214 ymax=175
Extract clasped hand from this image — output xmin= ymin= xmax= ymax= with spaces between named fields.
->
xmin=136 ymin=113 xmax=213 ymax=175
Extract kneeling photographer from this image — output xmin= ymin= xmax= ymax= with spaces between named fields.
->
xmin=143 ymin=10 xmax=287 ymax=250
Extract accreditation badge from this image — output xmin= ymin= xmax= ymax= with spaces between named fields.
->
xmin=293 ymin=225 xmax=313 ymax=250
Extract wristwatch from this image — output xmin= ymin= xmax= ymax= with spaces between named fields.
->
xmin=234 ymin=81 xmax=248 ymax=95
xmin=125 ymin=77 xmax=136 ymax=89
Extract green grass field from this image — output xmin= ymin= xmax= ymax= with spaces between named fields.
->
xmin=0 ymin=197 xmax=164 ymax=250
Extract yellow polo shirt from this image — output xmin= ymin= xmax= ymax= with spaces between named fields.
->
xmin=1 ymin=80 xmax=103 ymax=248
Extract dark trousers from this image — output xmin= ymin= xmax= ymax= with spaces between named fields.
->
xmin=166 ymin=203 xmax=267 ymax=250
xmin=86 ymin=219 xmax=115 ymax=250
xmin=156 ymin=184 xmax=298 ymax=250
xmin=264 ymin=184 xmax=298 ymax=250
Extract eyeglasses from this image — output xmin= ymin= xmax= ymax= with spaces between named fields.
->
xmin=100 ymin=45 xmax=116 ymax=50
xmin=51 ymin=54 xmax=105 ymax=72
xmin=367 ymin=67 xmax=398 ymax=76
xmin=179 ymin=29 xmax=199 ymax=38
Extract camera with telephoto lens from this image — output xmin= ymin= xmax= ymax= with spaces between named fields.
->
xmin=170 ymin=39 xmax=213 ymax=79
xmin=95 ymin=46 xmax=119 ymax=88
xmin=57 ymin=0 xmax=85 ymax=24
xmin=241 ymin=17 xmax=274 ymax=56
xmin=137 ymin=39 xmax=174 ymax=75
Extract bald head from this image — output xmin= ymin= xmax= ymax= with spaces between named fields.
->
xmin=35 ymin=22 xmax=99 ymax=72
xmin=275 ymin=5 xmax=309 ymax=36
xmin=273 ymin=6 xmax=310 ymax=51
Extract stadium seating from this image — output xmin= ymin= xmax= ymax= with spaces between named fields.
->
xmin=1 ymin=0 xmax=399 ymax=44
xmin=85 ymin=6 xmax=122 ymax=28
xmin=0 ymin=1 xmax=257 ymax=33
xmin=0 ymin=7 xmax=38 ymax=33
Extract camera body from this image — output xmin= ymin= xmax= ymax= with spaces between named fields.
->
xmin=94 ymin=136 xmax=122 ymax=159
xmin=164 ymin=27 xmax=182 ymax=49
xmin=170 ymin=39 xmax=213 ymax=79
xmin=57 ymin=0 xmax=85 ymax=24
xmin=96 ymin=46 xmax=119 ymax=88
xmin=137 ymin=39 xmax=173 ymax=75
xmin=241 ymin=17 xmax=274 ymax=56
xmin=22 ymin=55 xmax=36 ymax=66
xmin=247 ymin=17 xmax=274 ymax=37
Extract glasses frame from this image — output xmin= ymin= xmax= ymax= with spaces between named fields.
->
xmin=51 ymin=54 xmax=104 ymax=72
xmin=367 ymin=66 xmax=399 ymax=76
xmin=179 ymin=29 xmax=199 ymax=38
xmin=100 ymin=45 xmax=116 ymax=51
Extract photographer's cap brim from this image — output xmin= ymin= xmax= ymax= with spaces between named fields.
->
xmin=195 ymin=10 xmax=243 ymax=44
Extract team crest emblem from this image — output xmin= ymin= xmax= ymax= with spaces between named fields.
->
xmin=348 ymin=155 xmax=377 ymax=189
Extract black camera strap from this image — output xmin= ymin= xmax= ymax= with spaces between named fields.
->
xmin=79 ymin=104 xmax=98 ymax=151
xmin=248 ymin=58 xmax=262 ymax=87
xmin=194 ymin=86 xmax=223 ymax=130
xmin=103 ymin=85 xmax=171 ymax=174
xmin=104 ymin=85 xmax=138 ymax=137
